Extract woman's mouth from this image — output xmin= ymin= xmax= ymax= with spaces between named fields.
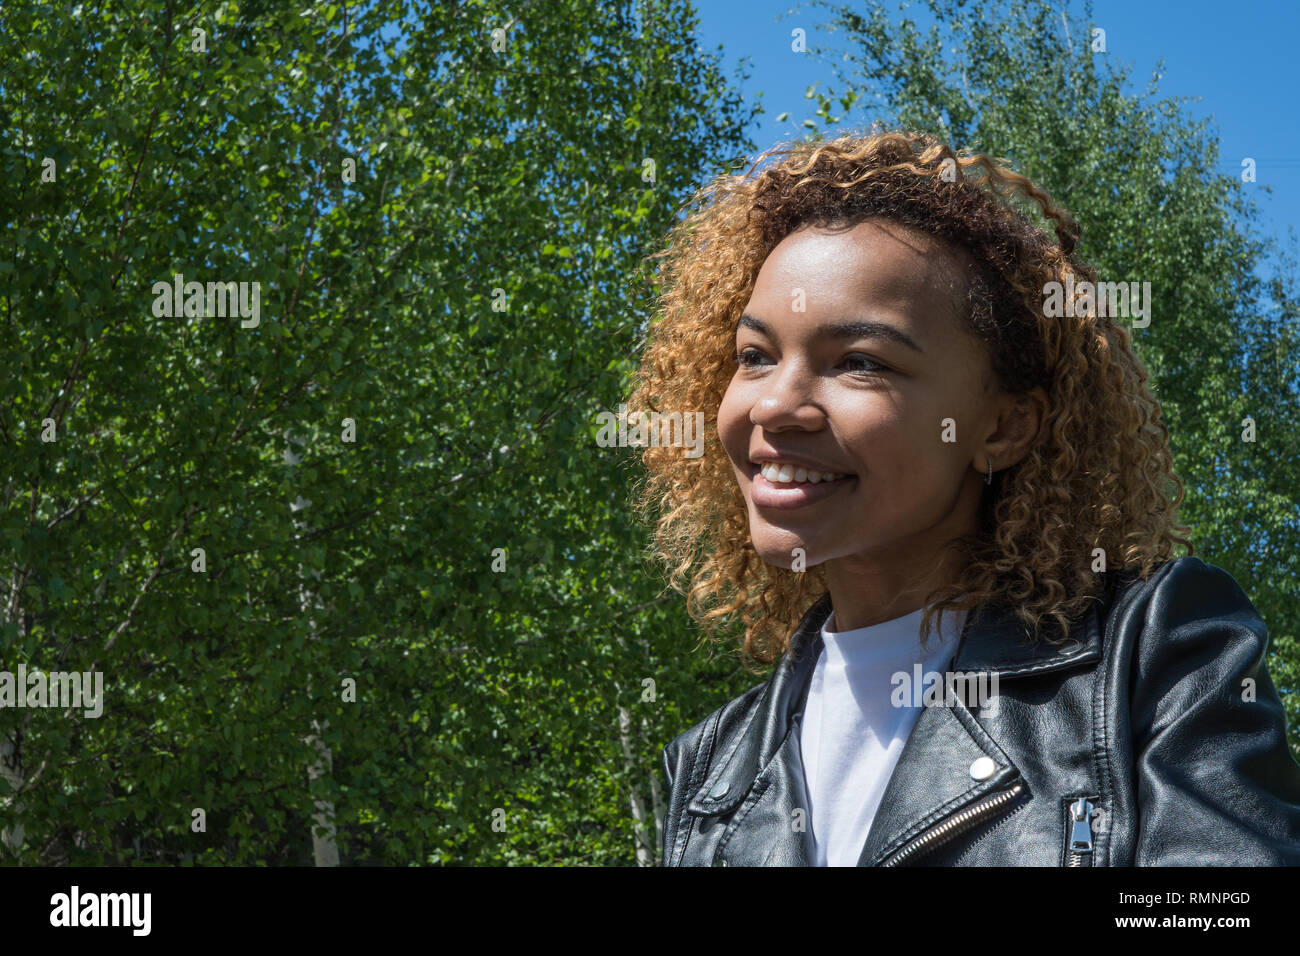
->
xmin=749 ymin=462 xmax=857 ymax=510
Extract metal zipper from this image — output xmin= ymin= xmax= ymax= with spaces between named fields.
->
xmin=879 ymin=782 xmax=1026 ymax=867
xmin=1066 ymin=797 xmax=1095 ymax=867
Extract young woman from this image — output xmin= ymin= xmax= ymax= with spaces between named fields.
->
xmin=631 ymin=130 xmax=1300 ymax=866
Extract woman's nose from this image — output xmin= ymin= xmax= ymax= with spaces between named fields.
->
xmin=749 ymin=365 xmax=820 ymax=428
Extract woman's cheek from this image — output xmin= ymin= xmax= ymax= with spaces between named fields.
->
xmin=715 ymin=390 xmax=746 ymax=465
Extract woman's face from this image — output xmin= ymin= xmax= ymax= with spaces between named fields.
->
xmin=717 ymin=219 xmax=1023 ymax=578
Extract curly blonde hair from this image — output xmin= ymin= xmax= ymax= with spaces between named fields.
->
xmin=628 ymin=129 xmax=1193 ymax=669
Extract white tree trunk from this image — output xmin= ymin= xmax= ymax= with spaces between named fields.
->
xmin=0 ymin=731 xmax=24 ymax=855
xmin=618 ymin=704 xmax=654 ymax=866
xmin=644 ymin=715 xmax=665 ymax=863
xmin=305 ymin=716 xmax=339 ymax=867
xmin=286 ymin=431 xmax=339 ymax=866
xmin=0 ymin=587 xmax=26 ymax=856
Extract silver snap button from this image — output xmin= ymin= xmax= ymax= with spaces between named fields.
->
xmin=709 ymin=781 xmax=730 ymax=798
xmin=969 ymin=756 xmax=996 ymax=780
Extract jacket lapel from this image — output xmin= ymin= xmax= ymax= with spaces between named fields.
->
xmin=854 ymin=668 xmax=1021 ymax=865
xmin=858 ymin=598 xmax=1104 ymax=865
xmin=683 ymin=589 xmax=1105 ymax=867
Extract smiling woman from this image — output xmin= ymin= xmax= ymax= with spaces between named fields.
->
xmin=631 ymin=130 xmax=1300 ymax=867
xmin=719 ymin=219 xmax=1050 ymax=635
xmin=630 ymin=130 xmax=1165 ymax=660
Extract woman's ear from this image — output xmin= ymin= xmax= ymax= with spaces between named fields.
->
xmin=978 ymin=386 xmax=1049 ymax=473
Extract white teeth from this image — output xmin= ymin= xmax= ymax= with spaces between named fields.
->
xmin=757 ymin=462 xmax=846 ymax=484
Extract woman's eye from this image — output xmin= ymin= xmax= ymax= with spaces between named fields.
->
xmin=733 ymin=349 xmax=887 ymax=375
xmin=842 ymin=353 xmax=886 ymax=375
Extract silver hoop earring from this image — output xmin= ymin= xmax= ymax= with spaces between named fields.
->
xmin=985 ymin=456 xmax=994 ymax=486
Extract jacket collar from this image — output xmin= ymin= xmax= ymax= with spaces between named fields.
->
xmin=684 ymin=588 xmax=1106 ymax=864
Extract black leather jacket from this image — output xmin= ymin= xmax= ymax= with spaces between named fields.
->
xmin=660 ymin=557 xmax=1300 ymax=866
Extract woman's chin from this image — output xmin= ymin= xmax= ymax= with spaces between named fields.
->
xmin=753 ymin=541 xmax=817 ymax=571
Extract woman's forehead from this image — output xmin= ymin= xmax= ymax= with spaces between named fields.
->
xmin=749 ymin=220 xmax=975 ymax=335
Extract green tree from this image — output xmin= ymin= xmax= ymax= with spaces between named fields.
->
xmin=1 ymin=0 xmax=753 ymax=864
xmin=807 ymin=0 xmax=1300 ymax=751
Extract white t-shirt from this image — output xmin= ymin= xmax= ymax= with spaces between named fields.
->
xmin=797 ymin=604 xmax=967 ymax=866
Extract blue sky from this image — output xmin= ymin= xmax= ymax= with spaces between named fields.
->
xmin=693 ymin=0 xmax=1299 ymax=257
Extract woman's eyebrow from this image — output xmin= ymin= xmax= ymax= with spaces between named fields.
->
xmin=736 ymin=313 xmax=924 ymax=353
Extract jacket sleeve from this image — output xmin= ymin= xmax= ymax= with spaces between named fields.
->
xmin=1130 ymin=557 xmax=1300 ymax=865
xmin=660 ymin=740 xmax=680 ymax=866
xmin=660 ymin=728 xmax=706 ymax=867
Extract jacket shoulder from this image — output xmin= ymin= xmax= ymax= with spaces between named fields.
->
xmin=663 ymin=678 xmax=768 ymax=769
xmin=1101 ymin=554 xmax=1300 ymax=864
xmin=1104 ymin=555 xmax=1260 ymax=629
